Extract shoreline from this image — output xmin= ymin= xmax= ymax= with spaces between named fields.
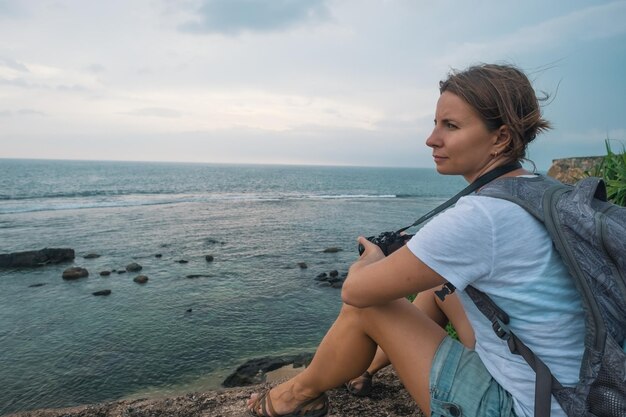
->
xmin=5 ymin=367 xmax=424 ymax=417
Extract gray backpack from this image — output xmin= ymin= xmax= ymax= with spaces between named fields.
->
xmin=471 ymin=175 xmax=626 ymax=417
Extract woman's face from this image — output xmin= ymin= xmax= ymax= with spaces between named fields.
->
xmin=426 ymin=91 xmax=500 ymax=183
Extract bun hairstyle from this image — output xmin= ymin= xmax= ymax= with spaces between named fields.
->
xmin=439 ymin=64 xmax=551 ymax=162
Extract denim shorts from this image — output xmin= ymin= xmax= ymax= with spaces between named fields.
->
xmin=429 ymin=337 xmax=517 ymax=417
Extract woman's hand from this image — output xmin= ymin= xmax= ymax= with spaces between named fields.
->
xmin=342 ymin=238 xmax=446 ymax=308
xmin=354 ymin=236 xmax=385 ymax=266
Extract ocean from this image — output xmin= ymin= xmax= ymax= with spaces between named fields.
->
xmin=0 ymin=159 xmax=465 ymax=415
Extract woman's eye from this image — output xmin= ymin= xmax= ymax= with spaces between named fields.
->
xmin=446 ymin=122 xmax=457 ymax=129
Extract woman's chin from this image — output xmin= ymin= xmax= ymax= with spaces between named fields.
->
xmin=434 ymin=165 xmax=453 ymax=175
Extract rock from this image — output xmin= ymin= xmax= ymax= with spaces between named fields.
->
xmin=99 ymin=271 xmax=111 ymax=276
xmin=126 ymin=262 xmax=142 ymax=272
xmin=222 ymin=354 xmax=314 ymax=388
xmin=547 ymin=156 xmax=604 ymax=185
xmin=205 ymin=255 xmax=214 ymax=262
xmin=28 ymin=283 xmax=47 ymax=288
xmin=186 ymin=308 xmax=192 ymax=313
xmin=117 ymin=270 xmax=127 ymax=274
xmin=83 ymin=253 xmax=100 ymax=259
xmin=177 ymin=260 xmax=189 ymax=264
xmin=155 ymin=254 xmax=162 ymax=258
xmin=205 ymin=238 xmax=225 ymax=245
xmin=92 ymin=289 xmax=111 ymax=296
xmin=331 ymin=281 xmax=344 ymax=289
xmin=186 ymin=274 xmax=212 ymax=279
xmin=328 ymin=277 xmax=341 ymax=284
xmin=0 ymin=248 xmax=75 ymax=268
xmin=133 ymin=275 xmax=149 ymax=284
xmin=315 ymin=273 xmax=328 ymax=281
xmin=62 ymin=267 xmax=89 ymax=280
xmin=297 ymin=262 xmax=307 ymax=269
xmin=323 ymin=247 xmax=342 ymax=253
xmin=329 ymin=270 xmax=339 ymax=277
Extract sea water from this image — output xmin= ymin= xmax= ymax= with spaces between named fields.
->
xmin=0 ymin=159 xmax=464 ymax=414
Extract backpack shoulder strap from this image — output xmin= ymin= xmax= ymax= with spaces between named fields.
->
xmin=465 ymin=285 xmax=563 ymax=417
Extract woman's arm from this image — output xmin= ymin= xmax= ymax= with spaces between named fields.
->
xmin=341 ymin=236 xmax=446 ymax=308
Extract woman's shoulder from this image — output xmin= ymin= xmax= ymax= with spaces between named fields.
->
xmin=461 ymin=194 xmax=529 ymax=213
xmin=455 ymin=194 xmax=537 ymax=227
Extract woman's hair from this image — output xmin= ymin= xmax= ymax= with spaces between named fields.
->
xmin=439 ymin=63 xmax=551 ymax=162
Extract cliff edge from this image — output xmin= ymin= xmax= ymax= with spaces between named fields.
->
xmin=6 ymin=367 xmax=424 ymax=417
xmin=546 ymin=156 xmax=603 ymax=184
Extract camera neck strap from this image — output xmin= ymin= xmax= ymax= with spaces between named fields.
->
xmin=396 ymin=161 xmax=522 ymax=234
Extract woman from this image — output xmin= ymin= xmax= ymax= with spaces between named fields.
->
xmin=247 ymin=63 xmax=584 ymax=417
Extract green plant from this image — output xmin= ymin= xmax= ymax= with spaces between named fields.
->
xmin=589 ymin=139 xmax=626 ymax=206
xmin=445 ymin=322 xmax=459 ymax=341
xmin=406 ymin=293 xmax=459 ymax=339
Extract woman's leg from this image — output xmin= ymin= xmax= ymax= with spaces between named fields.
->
xmin=248 ymin=298 xmax=448 ymax=416
xmin=348 ymin=287 xmax=475 ymax=392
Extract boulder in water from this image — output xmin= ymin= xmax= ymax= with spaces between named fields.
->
xmin=62 ymin=267 xmax=89 ymax=280
xmin=126 ymin=262 xmax=142 ymax=272
xmin=133 ymin=275 xmax=149 ymax=284
xmin=323 ymin=247 xmax=342 ymax=253
xmin=92 ymin=289 xmax=111 ymax=296
xmin=0 ymin=248 xmax=75 ymax=268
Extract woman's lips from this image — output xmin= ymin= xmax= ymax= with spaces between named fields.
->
xmin=433 ymin=155 xmax=447 ymax=163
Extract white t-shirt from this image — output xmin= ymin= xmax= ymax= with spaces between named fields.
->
xmin=407 ymin=194 xmax=585 ymax=417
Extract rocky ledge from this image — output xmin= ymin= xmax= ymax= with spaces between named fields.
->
xmin=546 ymin=156 xmax=604 ymax=184
xmin=7 ymin=367 xmax=424 ymax=417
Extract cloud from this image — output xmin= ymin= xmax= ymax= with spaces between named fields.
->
xmin=85 ymin=64 xmax=106 ymax=73
xmin=0 ymin=59 xmax=97 ymax=93
xmin=179 ymin=0 xmax=331 ymax=35
xmin=0 ymin=57 xmax=28 ymax=72
xmin=122 ymin=107 xmax=183 ymax=118
xmin=434 ymin=1 xmax=626 ymax=68
xmin=0 ymin=0 xmax=21 ymax=17
xmin=0 ymin=108 xmax=45 ymax=117
xmin=16 ymin=108 xmax=45 ymax=116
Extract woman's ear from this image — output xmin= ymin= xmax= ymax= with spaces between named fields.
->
xmin=493 ymin=125 xmax=512 ymax=154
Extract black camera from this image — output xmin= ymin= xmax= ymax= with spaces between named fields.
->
xmin=358 ymin=231 xmax=413 ymax=256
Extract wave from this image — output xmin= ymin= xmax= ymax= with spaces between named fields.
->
xmin=0 ymin=189 xmax=178 ymax=201
xmin=0 ymin=192 xmax=407 ymax=214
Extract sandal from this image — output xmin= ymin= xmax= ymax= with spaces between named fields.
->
xmin=345 ymin=371 xmax=373 ymax=397
xmin=248 ymin=390 xmax=329 ymax=417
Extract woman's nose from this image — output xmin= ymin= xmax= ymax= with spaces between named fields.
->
xmin=425 ymin=128 xmax=439 ymax=148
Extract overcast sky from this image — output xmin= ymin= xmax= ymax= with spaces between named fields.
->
xmin=1 ymin=0 xmax=625 ymax=169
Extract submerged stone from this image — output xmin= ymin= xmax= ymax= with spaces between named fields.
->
xmin=126 ymin=262 xmax=142 ymax=272
xmin=133 ymin=275 xmax=149 ymax=284
xmin=62 ymin=267 xmax=89 ymax=280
